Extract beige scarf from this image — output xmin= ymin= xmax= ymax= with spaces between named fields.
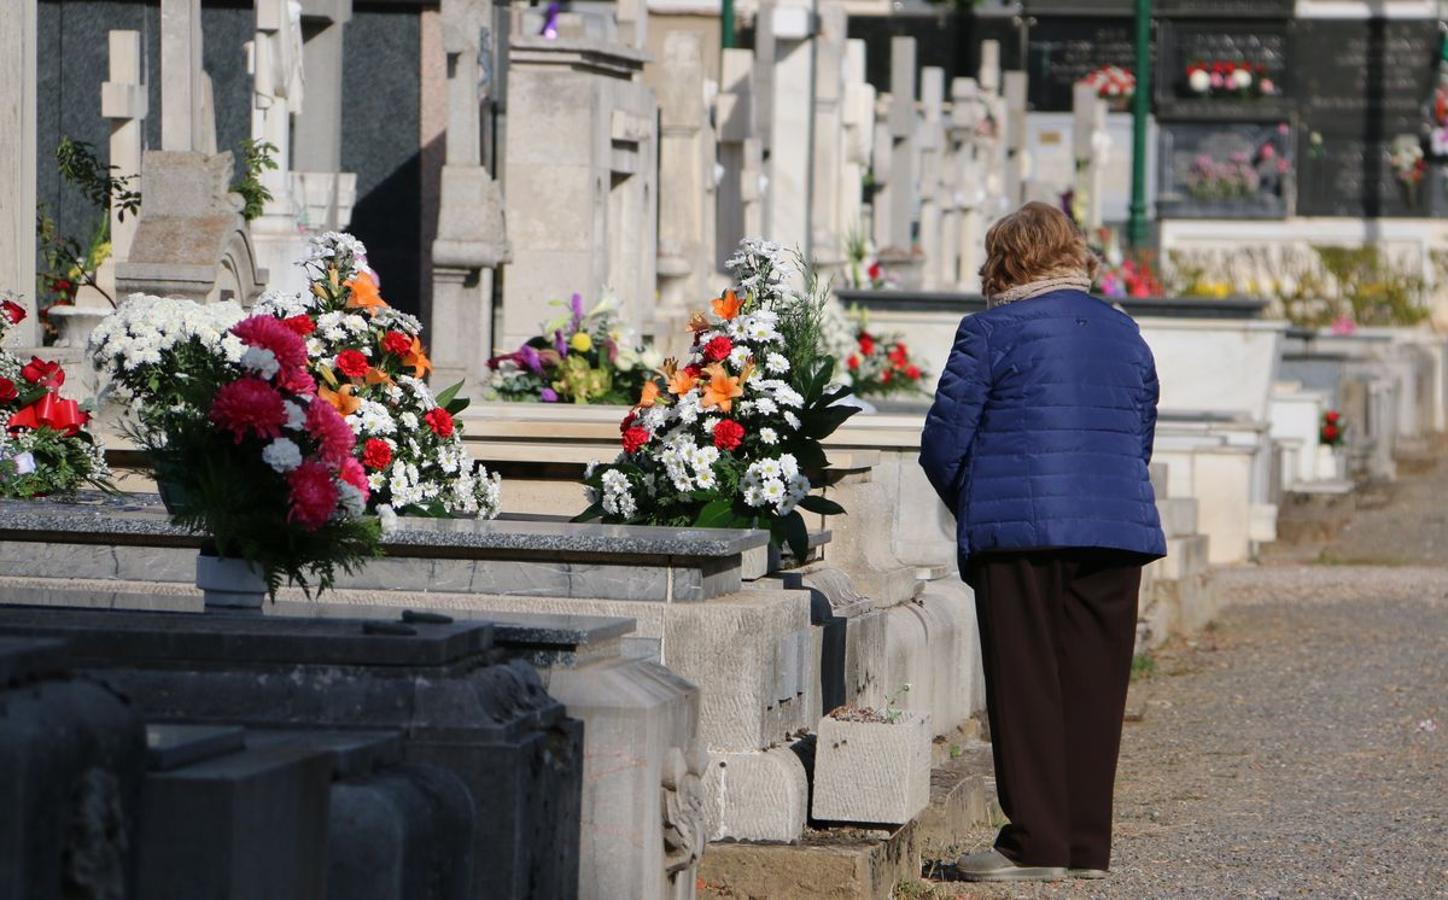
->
xmin=986 ymin=272 xmax=1094 ymax=309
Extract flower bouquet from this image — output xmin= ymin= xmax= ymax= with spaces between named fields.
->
xmin=487 ymin=292 xmax=659 ymax=404
xmin=100 ymin=300 xmax=380 ymax=595
xmin=1 ymin=295 xmax=109 ymax=498
xmin=577 ymin=240 xmax=859 ymax=559
xmin=844 ymin=326 xmax=927 ymax=398
xmin=843 ymin=231 xmax=894 ymax=290
xmin=253 ymin=233 xmax=500 ymax=519
xmin=1185 ymin=61 xmax=1277 ymax=99
xmin=1320 ymin=410 xmax=1345 ymax=447
xmin=1080 ymin=65 xmax=1134 ymax=110
xmin=1389 ymin=136 xmax=1426 ymax=203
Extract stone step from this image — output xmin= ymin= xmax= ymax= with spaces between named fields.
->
xmin=698 ymin=750 xmax=997 ymax=899
xmin=1157 ymin=497 xmax=1200 ymax=539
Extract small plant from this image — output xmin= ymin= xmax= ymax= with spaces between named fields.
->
xmin=949 ymin=743 xmax=963 ymax=760
xmin=826 ymin=683 xmax=912 ymax=724
xmin=1130 ymin=652 xmax=1157 ymax=682
xmin=232 ymin=138 xmax=279 ymax=221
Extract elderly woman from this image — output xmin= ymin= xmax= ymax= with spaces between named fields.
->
xmin=920 ymin=202 xmax=1166 ymax=883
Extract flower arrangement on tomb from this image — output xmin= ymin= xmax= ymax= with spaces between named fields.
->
xmin=1320 ymin=410 xmax=1345 ymax=447
xmin=252 ymin=233 xmax=500 ymax=520
xmin=1088 ymin=228 xmax=1164 ymax=300
xmin=1184 ymin=130 xmax=1291 ymax=204
xmin=843 ymin=232 xmax=896 ymax=291
xmin=0 ymin=295 xmax=109 ymax=498
xmin=1184 ymin=61 xmax=1278 ymax=99
xmin=1389 ymin=136 xmax=1426 ymax=201
xmin=838 ymin=310 xmax=928 ymax=398
xmin=1080 ymin=65 xmax=1134 ymax=107
xmin=487 ymin=292 xmax=660 ymax=405
xmin=577 ymin=239 xmax=859 ymax=559
xmin=98 ymin=299 xmax=380 ymax=595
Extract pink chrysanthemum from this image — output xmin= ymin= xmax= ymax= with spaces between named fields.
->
xmin=338 ymin=456 xmax=369 ymax=499
xmin=232 ymin=315 xmax=310 ymax=373
xmin=287 ymin=461 xmax=339 ymax=531
xmin=305 ymin=396 xmax=356 ymax=466
xmin=209 ymin=377 xmax=286 ymax=444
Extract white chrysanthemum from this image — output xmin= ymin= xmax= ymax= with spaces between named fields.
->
xmin=779 ymin=454 xmax=800 ymax=479
xmin=241 ymin=346 xmax=280 ymax=379
xmin=261 ymin=438 xmax=303 ymax=473
xmin=728 ymin=345 xmax=752 ymax=369
xmin=755 ymin=458 xmax=783 ymax=480
xmin=283 ymin=400 xmax=307 ymax=431
xmin=760 ymin=478 xmax=787 ymax=504
xmin=694 ymin=467 xmax=718 ymax=489
xmin=765 ymin=353 xmax=790 ymax=374
xmin=759 ymin=427 xmax=779 ymax=445
xmin=784 ymin=411 xmax=802 ymax=430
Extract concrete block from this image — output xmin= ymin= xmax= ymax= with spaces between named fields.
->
xmin=699 ymin=820 xmax=921 ymax=899
xmin=701 ymin=746 xmax=809 ymax=842
xmin=1159 ymin=534 xmax=1210 ymax=581
xmin=1157 ymin=497 xmax=1200 ymax=539
xmin=812 ymin=711 xmax=931 ymax=825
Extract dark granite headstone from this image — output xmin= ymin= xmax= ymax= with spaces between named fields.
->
xmin=1296 ymin=132 xmax=1434 ymax=218
xmin=1156 ymin=19 xmax=1291 ymax=118
xmin=1297 ymin=18 xmax=1439 ymax=136
xmin=1157 ymin=121 xmax=1293 ymax=218
xmin=843 ymin=10 xmax=970 ymax=96
xmin=1024 ymin=17 xmax=1138 ymax=112
xmin=1156 ymin=0 xmax=1293 ymax=16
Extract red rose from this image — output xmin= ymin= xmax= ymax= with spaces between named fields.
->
xmin=281 ymin=315 xmax=316 ymax=336
xmin=1322 ymin=424 xmax=1339 ymax=442
xmin=888 ymin=343 xmax=908 ymax=366
xmin=703 ymin=336 xmax=734 ymax=363
xmin=882 ymin=369 xmax=894 ymax=383
xmin=20 ymin=357 xmax=64 ymax=389
xmin=858 ymin=333 xmax=876 ymax=356
xmin=335 ymin=349 xmax=370 ymax=378
xmin=362 ymin=437 xmax=393 ymax=470
xmin=905 ymin=365 xmax=921 ymax=380
xmin=713 ymin=419 xmax=745 ymax=451
xmin=684 ymin=363 xmax=702 ymax=378
xmin=1324 ymin=411 xmax=1341 ymax=424
xmin=381 ymin=330 xmax=412 ymax=356
xmin=847 ymin=355 xmax=860 ymax=372
xmin=867 ymin=262 xmax=883 ymax=281
xmin=1 ymin=299 xmax=24 ymax=325
xmin=0 ymin=378 xmax=15 ymax=402
xmin=620 ymin=411 xmax=638 ymax=433
xmin=424 ymin=407 xmax=455 ymax=438
xmin=622 ymin=426 xmax=651 ymax=454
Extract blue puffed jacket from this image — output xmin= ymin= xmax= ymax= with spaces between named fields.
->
xmin=919 ymin=289 xmax=1167 ymax=572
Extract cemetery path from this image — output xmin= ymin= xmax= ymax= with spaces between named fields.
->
xmin=921 ymin=571 xmax=1448 ymax=899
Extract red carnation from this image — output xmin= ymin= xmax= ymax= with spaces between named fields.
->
xmin=338 ymin=457 xmax=370 ymax=499
xmin=684 ymin=363 xmax=702 ymax=378
xmin=20 ymin=357 xmax=64 ymax=389
xmin=703 ymin=335 xmax=734 ymax=363
xmin=0 ymin=378 xmax=16 ymax=402
xmin=867 ymin=262 xmax=883 ymax=282
xmin=1 ymin=299 xmax=25 ymax=325
xmin=1322 ymin=424 xmax=1340 ymax=442
xmin=905 ymin=365 xmax=922 ymax=380
xmin=713 ymin=419 xmax=745 ymax=451
xmin=287 ymin=462 xmax=339 ymax=531
xmin=281 ymin=315 xmax=316 ymax=336
xmin=620 ymin=411 xmax=638 ymax=433
xmin=381 ymin=330 xmax=412 ymax=356
xmin=847 ymin=355 xmax=860 ymax=372
xmin=622 ymin=426 xmax=651 ymax=454
xmin=209 ymin=377 xmax=287 ymax=444
xmin=882 ymin=369 xmax=894 ymax=383
xmin=335 ymin=349 xmax=370 ymax=379
xmin=858 ymin=333 xmax=876 ymax=356
xmin=424 ymin=407 xmax=455 ymax=439
xmin=1324 ymin=410 xmax=1341 ymax=424
xmin=888 ymin=343 xmax=909 ymax=366
xmin=232 ymin=315 xmax=309 ymax=373
xmin=306 ymin=396 xmax=357 ymax=466
xmin=362 ymin=438 xmax=393 ymax=470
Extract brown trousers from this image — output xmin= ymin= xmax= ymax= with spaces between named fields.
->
xmin=970 ymin=549 xmax=1143 ymax=871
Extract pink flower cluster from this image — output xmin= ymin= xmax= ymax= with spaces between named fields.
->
xmin=207 ymin=315 xmax=368 ymax=532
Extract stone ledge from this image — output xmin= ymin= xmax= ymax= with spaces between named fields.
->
xmin=700 ymin=821 xmax=920 ymax=900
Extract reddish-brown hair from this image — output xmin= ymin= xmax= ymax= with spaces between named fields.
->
xmin=979 ymin=202 xmax=1099 ymax=298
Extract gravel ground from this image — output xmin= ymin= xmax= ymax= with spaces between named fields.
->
xmin=910 ymin=447 xmax=1448 ymax=899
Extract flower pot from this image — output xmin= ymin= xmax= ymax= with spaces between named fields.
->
xmin=195 ymin=552 xmax=267 ymax=610
xmin=811 ymin=710 xmax=931 ymax=825
xmin=156 ymin=479 xmax=190 ymax=515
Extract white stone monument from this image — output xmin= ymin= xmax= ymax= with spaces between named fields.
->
xmin=655 ymin=30 xmax=717 ymax=339
xmin=839 ymin=39 xmax=875 ymax=253
xmin=0 ymin=0 xmax=39 ymax=345
xmin=293 ymin=0 xmax=357 ymax=233
xmin=917 ymin=67 xmax=946 ymax=290
xmin=808 ymin=0 xmax=848 ymax=272
xmin=248 ymin=0 xmax=311 ymax=294
xmin=1072 ymin=80 xmax=1108 ymax=231
xmin=763 ymin=0 xmax=815 ymax=254
xmin=716 ymin=48 xmax=764 ymax=273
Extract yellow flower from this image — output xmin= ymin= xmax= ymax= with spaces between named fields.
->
xmin=570 ymin=331 xmax=593 ymax=353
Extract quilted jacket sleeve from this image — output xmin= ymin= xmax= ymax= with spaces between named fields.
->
xmin=1140 ymin=345 xmax=1160 ymax=464
xmin=920 ymin=316 xmax=992 ymax=510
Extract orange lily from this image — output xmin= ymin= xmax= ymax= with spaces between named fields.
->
xmin=711 ymin=288 xmax=744 ymax=320
xmin=700 ymin=363 xmax=744 ymax=412
xmin=365 ymin=366 xmax=394 ymax=387
xmin=344 ymin=271 xmax=388 ymax=315
xmin=637 ymin=380 xmax=662 ymax=408
xmin=319 ymin=382 xmax=362 ymax=416
xmin=661 ymin=358 xmax=698 ymax=396
xmin=687 ymin=312 xmax=712 ymax=334
xmin=402 ymin=336 xmax=432 ymax=379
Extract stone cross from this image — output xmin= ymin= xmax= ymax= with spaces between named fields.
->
xmin=764 ymin=0 xmax=816 ymax=255
xmin=839 ymin=39 xmax=874 ymax=257
xmin=656 ymin=31 xmax=717 ymax=342
xmin=431 ymin=0 xmax=509 ymax=391
xmin=250 ymin=0 xmax=306 ymax=219
xmin=885 ymin=36 xmax=916 ymax=255
xmin=950 ymin=76 xmax=986 ymax=292
xmin=975 ymin=39 xmax=1008 ymax=225
xmin=716 ymin=48 xmax=763 ymax=273
xmin=1072 ymin=80 xmax=1108 ymax=231
xmin=293 ymin=0 xmax=354 ymax=232
xmin=809 ymin=1 xmax=847 ymax=272
xmin=160 ymin=0 xmax=212 ymax=153
xmin=1002 ymin=69 xmax=1029 ymax=211
xmin=869 ymin=102 xmax=892 ymax=254
xmin=0 ymin=0 xmax=38 ymax=345
xmin=917 ymin=67 xmax=946 ymax=290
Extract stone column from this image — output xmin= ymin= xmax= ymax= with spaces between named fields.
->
xmin=1003 ymin=69 xmax=1028 ymax=212
xmin=161 ymin=0 xmax=207 ymax=153
xmin=656 ymin=31 xmax=714 ymax=332
xmin=764 ymin=0 xmax=815 ymax=254
xmin=917 ymin=67 xmax=945 ymax=290
xmin=885 ymin=36 xmax=916 ymax=255
xmin=950 ymin=76 xmax=986 ymax=292
xmin=293 ymin=0 xmax=355 ymax=233
xmin=976 ymin=39 xmax=1008 ymax=227
xmin=809 ymin=1 xmax=847 ymax=272
xmin=839 ymin=39 xmax=874 ymax=253
xmin=0 ymin=0 xmax=38 ymax=345
xmin=1072 ymin=80 xmax=1107 ymax=231
xmin=431 ymin=0 xmax=509 ymax=391
xmin=869 ymin=101 xmax=891 ymax=254
xmin=249 ymin=0 xmax=311 ymax=293
xmin=716 ymin=48 xmax=762 ymax=273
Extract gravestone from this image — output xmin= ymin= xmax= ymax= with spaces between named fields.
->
xmin=655 ymin=30 xmax=717 ymax=327
xmin=1156 ymin=18 xmax=1291 ymax=119
xmin=716 ymin=48 xmax=763 ymax=272
xmin=1024 ymin=16 xmax=1136 ymax=113
xmin=292 ymin=0 xmax=354 ymax=234
xmin=1157 ymin=120 xmax=1293 ymax=219
xmin=765 ymin=0 xmax=816 ymax=254
xmin=810 ymin=1 xmax=848 ymax=271
xmin=0 ymin=0 xmax=38 ymax=344
xmin=1296 ymin=132 xmax=1433 ymax=219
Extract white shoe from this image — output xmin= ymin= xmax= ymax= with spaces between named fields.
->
xmin=955 ymin=848 xmax=1068 ymax=882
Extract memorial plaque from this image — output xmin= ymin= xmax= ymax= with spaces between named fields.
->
xmin=1157 ymin=121 xmax=1294 ymax=219
xmin=1157 ymin=19 xmax=1291 ymax=118
xmin=1297 ymin=18 xmax=1439 ymax=136
xmin=1296 ymin=131 xmax=1435 ymax=218
xmin=1024 ymin=17 xmax=1139 ymax=112
xmin=1156 ymin=0 xmax=1293 ymax=16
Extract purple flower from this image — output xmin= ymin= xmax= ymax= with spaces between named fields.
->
xmin=539 ymin=387 xmax=559 ymax=402
xmin=518 ymin=343 xmax=543 ymax=375
xmin=570 ymin=292 xmax=585 ymax=333
xmin=553 ymin=329 xmax=568 ymax=356
xmin=540 ymin=0 xmax=559 ymax=38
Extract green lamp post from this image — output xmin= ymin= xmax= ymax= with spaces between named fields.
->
xmin=1127 ymin=0 xmax=1152 ymax=248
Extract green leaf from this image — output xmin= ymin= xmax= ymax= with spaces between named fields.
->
xmin=435 ymin=379 xmax=464 ymax=409
xmin=573 ymin=502 xmax=604 ymax=523
xmin=693 ymin=498 xmax=737 ymax=528
xmin=801 ymin=404 xmax=859 ymax=440
xmin=791 ymin=441 xmax=829 ymax=472
xmin=445 ymin=396 xmax=471 ymax=416
xmin=798 ymin=494 xmax=845 ymax=516
xmin=782 ymin=510 xmax=810 ymax=563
